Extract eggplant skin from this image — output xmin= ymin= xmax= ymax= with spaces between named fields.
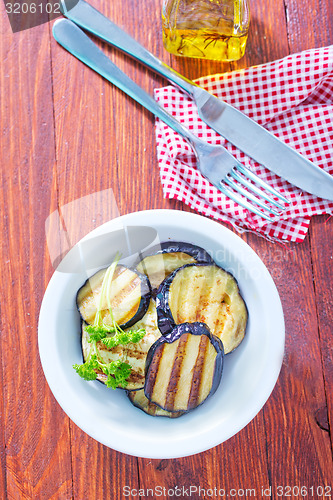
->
xmin=135 ymin=241 xmax=214 ymax=291
xmin=76 ymin=264 xmax=151 ymax=330
xmin=156 ymin=263 xmax=248 ymax=354
xmin=127 ymin=389 xmax=184 ymax=418
xmin=144 ymin=322 xmax=224 ymax=413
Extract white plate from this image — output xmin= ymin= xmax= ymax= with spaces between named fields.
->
xmin=38 ymin=209 xmax=285 ymax=459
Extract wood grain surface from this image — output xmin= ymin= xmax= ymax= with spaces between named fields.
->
xmin=0 ymin=0 xmax=332 ymax=498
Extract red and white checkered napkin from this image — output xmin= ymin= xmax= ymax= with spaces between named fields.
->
xmin=154 ymin=45 xmax=333 ymax=242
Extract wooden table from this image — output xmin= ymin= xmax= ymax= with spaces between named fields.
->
xmin=1 ymin=0 xmax=332 ymax=497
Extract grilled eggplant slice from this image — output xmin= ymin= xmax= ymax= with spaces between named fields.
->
xmin=77 ymin=264 xmax=151 ymax=329
xmin=144 ymin=322 xmax=223 ymax=412
xmin=127 ymin=389 xmax=184 ymax=418
xmin=156 ymin=263 xmax=247 ymax=354
xmin=81 ymin=299 xmax=161 ymax=390
xmin=136 ymin=241 xmax=213 ymax=291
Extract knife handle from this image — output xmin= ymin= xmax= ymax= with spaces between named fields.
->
xmin=53 ymin=19 xmax=200 ymax=146
xmin=60 ymin=0 xmax=197 ymax=99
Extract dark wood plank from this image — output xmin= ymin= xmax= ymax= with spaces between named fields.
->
xmin=285 ymin=0 xmax=333 ymax=480
xmin=284 ymin=0 xmax=333 ymax=51
xmin=0 ymin=315 xmax=6 ymax=495
xmin=0 ymin=11 xmax=73 ymax=500
xmin=309 ymin=216 xmax=333 ymax=452
xmin=205 ymin=419 xmax=271 ymax=494
xmin=240 ymin=0 xmax=291 ymax=66
xmin=245 ymin=233 xmax=333 ymax=494
xmin=70 ymin=433 xmax=140 ymax=499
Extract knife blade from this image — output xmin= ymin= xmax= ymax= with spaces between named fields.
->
xmin=60 ymin=0 xmax=333 ymax=201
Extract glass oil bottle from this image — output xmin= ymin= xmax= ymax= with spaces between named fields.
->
xmin=162 ymin=0 xmax=250 ymax=61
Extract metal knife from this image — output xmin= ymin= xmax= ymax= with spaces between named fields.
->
xmin=60 ymin=0 xmax=333 ymax=201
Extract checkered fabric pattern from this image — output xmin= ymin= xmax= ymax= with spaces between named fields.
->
xmin=154 ymin=45 xmax=333 ymax=242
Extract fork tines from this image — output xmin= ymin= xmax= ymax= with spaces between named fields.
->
xmin=220 ymin=164 xmax=290 ymax=221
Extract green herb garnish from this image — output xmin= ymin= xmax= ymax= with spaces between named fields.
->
xmin=101 ymin=328 xmax=146 ymax=348
xmin=85 ymin=324 xmax=115 ymax=342
xmin=73 ymin=354 xmax=99 ymax=381
xmin=73 ymin=253 xmax=146 ymax=389
xmin=73 ymin=355 xmax=132 ymax=389
xmin=103 ymin=360 xmax=132 ymax=389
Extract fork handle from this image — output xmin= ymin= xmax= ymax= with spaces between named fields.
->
xmin=53 ymin=19 xmax=200 ymax=147
xmin=60 ymin=0 xmax=197 ymax=99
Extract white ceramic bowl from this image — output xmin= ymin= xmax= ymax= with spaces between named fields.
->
xmin=38 ymin=209 xmax=285 ymax=458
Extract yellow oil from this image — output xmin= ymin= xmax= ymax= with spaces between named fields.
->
xmin=162 ymin=0 xmax=249 ymax=61
xmin=162 ymin=26 xmax=248 ymax=61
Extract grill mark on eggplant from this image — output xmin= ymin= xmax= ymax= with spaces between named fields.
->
xmin=184 ymin=268 xmax=206 ymax=323
xmin=111 ymin=274 xmax=141 ymax=306
xmin=101 ymin=265 xmax=135 ymax=307
xmin=97 ymin=342 xmax=123 ymax=354
xmin=144 ymin=345 xmax=164 ymax=400
xmin=153 ymin=342 xmax=179 ymax=408
xmin=158 ymin=264 xmax=247 ymax=354
xmin=194 ymin=267 xmax=215 ymax=324
xmin=200 ymin=273 xmax=226 ymax=336
xmin=108 ymin=272 xmax=142 ymax=321
xmin=198 ymin=341 xmax=217 ymax=404
xmin=115 ymin=303 xmax=139 ymax=324
xmin=124 ymin=349 xmax=148 ymax=361
xmin=187 ymin=334 xmax=209 ymax=410
xmin=128 ymin=389 xmax=184 ymax=418
xmin=172 ymin=335 xmax=201 ymax=411
xmin=170 ymin=271 xmax=190 ymax=323
xmin=97 ymin=366 xmax=145 ymax=386
xmin=109 ymin=284 xmax=142 ymax=323
xmin=127 ymin=371 xmax=145 ymax=385
xmin=114 ymin=265 xmax=126 ymax=276
xmin=77 ymin=264 xmax=151 ymax=329
xmin=216 ymin=302 xmax=231 ymax=335
xmin=146 ymin=341 xmax=181 ymax=409
xmin=97 ymin=369 xmax=143 ymax=382
xmin=144 ymin=323 xmax=224 ymax=413
xmin=164 ymin=334 xmax=189 ymax=409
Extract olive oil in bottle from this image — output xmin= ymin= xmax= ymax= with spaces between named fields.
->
xmin=162 ymin=0 xmax=250 ymax=61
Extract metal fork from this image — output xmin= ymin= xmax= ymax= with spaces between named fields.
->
xmin=53 ymin=19 xmax=289 ymax=221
